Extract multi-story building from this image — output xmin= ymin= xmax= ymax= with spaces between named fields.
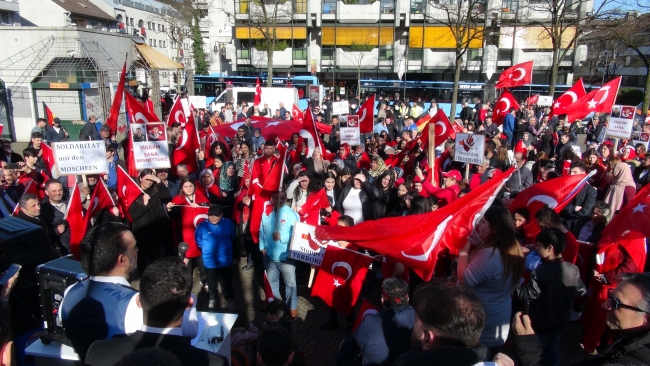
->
xmin=205 ymin=0 xmax=591 ymax=101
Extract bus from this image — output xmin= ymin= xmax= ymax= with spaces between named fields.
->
xmin=193 ymin=74 xmax=319 ymax=109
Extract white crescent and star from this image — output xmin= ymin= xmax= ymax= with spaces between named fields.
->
xmin=174 ymin=110 xmax=186 ymax=124
xmin=358 ymin=108 xmax=367 ymax=123
xmin=566 ymin=91 xmax=578 ymax=103
xmin=331 ymin=261 xmax=353 ymax=281
xmin=134 ymin=112 xmax=149 ymax=124
xmin=632 ymin=203 xmax=646 ymax=213
xmin=194 ymin=213 xmax=209 ymax=227
xmin=299 ymin=129 xmax=316 ymax=155
xmin=435 ymin=121 xmax=446 ymax=137
xmin=361 ymin=309 xmax=378 ymax=320
xmin=401 ymin=215 xmax=453 ymax=261
xmin=122 ymin=185 xmax=126 ymax=197
xmin=527 ymin=195 xmax=558 ymax=209
xmin=496 ymin=97 xmax=511 ymax=115
xmin=175 ymin=129 xmax=188 ymax=150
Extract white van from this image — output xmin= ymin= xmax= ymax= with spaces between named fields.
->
xmin=210 ymin=87 xmax=298 ymax=116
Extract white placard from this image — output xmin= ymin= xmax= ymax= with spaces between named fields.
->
xmin=340 ymin=127 xmax=361 ymax=146
xmin=131 ymin=123 xmax=171 ymax=170
xmin=606 ymin=105 xmax=636 ymax=139
xmin=52 ymin=141 xmax=108 ymax=176
xmin=289 ymin=222 xmax=326 ymax=266
xmin=633 ymin=131 xmax=649 ymax=149
xmin=188 ymin=96 xmax=207 ymax=109
xmin=332 ymin=101 xmax=349 ymax=115
xmin=454 ymin=133 xmax=485 ymax=165
xmin=537 ymin=96 xmax=553 ymax=106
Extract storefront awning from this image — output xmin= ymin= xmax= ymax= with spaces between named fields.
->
xmin=135 ymin=43 xmax=184 ymax=70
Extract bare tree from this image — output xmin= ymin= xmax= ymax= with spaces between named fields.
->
xmin=425 ymin=0 xmax=485 ymax=118
xmin=525 ymin=0 xmax=621 ymax=95
xmin=340 ymin=37 xmax=377 ymax=99
xmin=221 ymin=0 xmax=294 ymax=87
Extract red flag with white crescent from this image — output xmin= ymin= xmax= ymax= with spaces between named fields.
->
xmin=116 ymin=164 xmax=144 ymax=216
xmin=358 ymin=95 xmax=376 ymax=134
xmin=65 ymin=183 xmax=85 ymax=259
xmin=563 ymin=77 xmax=621 ymax=122
xmin=41 ymin=143 xmax=56 ymax=177
xmin=292 ymin=104 xmax=304 ymax=122
xmin=175 ymin=205 xmax=209 ymax=258
xmin=495 ymin=61 xmax=533 ymax=89
xmin=549 ymin=78 xmax=586 ymax=119
xmin=169 ymin=97 xmax=200 ymax=174
xmin=105 ymin=57 xmax=127 ymax=134
xmin=311 ymin=245 xmax=374 ymax=315
xmin=125 ymin=91 xmax=160 ymax=123
xmin=85 ymin=179 xmax=117 ymax=227
xmin=493 ymin=90 xmax=520 ymax=125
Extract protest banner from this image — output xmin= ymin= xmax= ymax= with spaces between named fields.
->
xmin=606 ymin=105 xmax=636 ymax=139
xmin=332 ymin=100 xmax=349 ymax=115
xmin=537 ymin=96 xmax=553 ymax=106
xmin=340 ymin=116 xmax=360 ymax=145
xmin=289 ymin=222 xmax=326 ymax=266
xmin=188 ymin=95 xmax=207 ymax=109
xmin=52 ymin=141 xmax=108 ymax=175
xmin=633 ymin=131 xmax=649 ymax=149
xmin=454 ymin=133 xmax=485 ymax=165
xmin=131 ymin=122 xmax=171 ymax=170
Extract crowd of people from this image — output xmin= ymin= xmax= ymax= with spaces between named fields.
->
xmin=0 ymin=90 xmax=650 ymax=366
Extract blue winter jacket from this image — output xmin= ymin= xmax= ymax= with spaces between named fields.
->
xmin=503 ymin=113 xmax=515 ymax=133
xmin=195 ymin=217 xmax=236 ymax=268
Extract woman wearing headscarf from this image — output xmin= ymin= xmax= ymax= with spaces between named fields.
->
xmin=457 ymin=206 xmax=524 ymax=351
xmin=196 ymin=169 xmax=221 ymax=204
xmin=300 ymin=148 xmax=331 ymax=181
xmin=604 ymin=158 xmax=636 ymax=213
xmin=129 ymin=169 xmax=174 ymax=273
xmin=367 ymin=170 xmax=398 ymax=219
xmin=368 ymin=156 xmax=387 ymax=183
xmin=219 ymin=161 xmax=239 ymax=218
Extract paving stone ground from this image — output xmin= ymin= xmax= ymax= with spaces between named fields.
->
xmin=192 ymin=256 xmax=588 ymax=366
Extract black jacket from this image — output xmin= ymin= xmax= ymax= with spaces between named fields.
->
xmin=634 ymin=166 xmax=650 ymax=188
xmin=85 ymin=331 xmax=227 ymax=366
xmin=79 ymin=122 xmax=99 ymax=141
xmin=128 ymin=182 xmax=175 ymax=262
xmin=460 ymin=106 xmax=473 ymax=124
xmin=335 ymin=182 xmax=375 ymax=222
xmin=395 ymin=345 xmax=488 ymax=366
xmin=40 ymin=198 xmax=71 ymax=252
xmin=366 ymin=184 xmax=398 ymax=219
xmin=560 ymin=184 xmax=597 ymax=230
xmin=515 ymin=330 xmax=650 ymax=366
xmin=515 ymin=259 xmax=586 ymax=333
xmin=46 ymin=126 xmax=67 ymax=143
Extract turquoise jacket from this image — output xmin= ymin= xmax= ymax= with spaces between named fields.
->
xmin=259 ymin=205 xmax=299 ymax=262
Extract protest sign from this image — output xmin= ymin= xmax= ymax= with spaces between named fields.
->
xmin=290 ymin=222 xmax=326 ymax=266
xmin=633 ymin=131 xmax=649 ymax=149
xmin=537 ymin=96 xmax=553 ymax=106
xmin=131 ymin=123 xmax=171 ymax=170
xmin=606 ymin=105 xmax=635 ymax=139
xmin=188 ymin=95 xmax=207 ymax=109
xmin=454 ymin=133 xmax=485 ymax=165
xmin=52 ymin=141 xmax=108 ymax=175
xmin=340 ymin=127 xmax=361 ymax=146
xmin=332 ymin=101 xmax=349 ymax=115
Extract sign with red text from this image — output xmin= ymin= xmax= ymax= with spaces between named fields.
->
xmin=290 ymin=222 xmax=326 ymax=266
xmin=606 ymin=105 xmax=635 ymax=139
xmin=131 ymin=122 xmax=171 ymax=170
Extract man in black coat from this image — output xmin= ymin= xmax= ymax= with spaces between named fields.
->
xmin=0 ymin=140 xmax=24 ymax=164
xmin=40 ymin=179 xmax=70 ymax=253
xmin=633 ymin=153 xmax=650 ymax=189
xmin=79 ymin=115 xmax=100 ymax=141
xmin=45 ymin=118 xmax=69 ymax=143
xmin=15 ymin=193 xmax=58 ymax=256
xmin=560 ymin=162 xmax=597 ymax=230
xmin=85 ymin=257 xmax=227 ymax=366
xmin=513 ymin=272 xmax=650 ymax=366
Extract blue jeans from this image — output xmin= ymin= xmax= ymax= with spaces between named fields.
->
xmin=503 ymin=131 xmax=513 ymax=146
xmin=263 ymin=256 xmax=298 ymax=310
xmin=536 ymin=328 xmax=564 ymax=366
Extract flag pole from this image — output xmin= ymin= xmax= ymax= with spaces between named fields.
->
xmin=428 ymin=123 xmax=436 ymax=187
xmin=274 ymin=143 xmax=289 ymax=233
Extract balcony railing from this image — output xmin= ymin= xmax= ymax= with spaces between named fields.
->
xmin=292 ymin=48 xmax=307 ymax=60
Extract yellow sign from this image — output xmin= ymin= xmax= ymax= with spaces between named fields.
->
xmin=50 ymin=83 xmax=70 ymax=89
xmin=128 ymin=80 xmax=139 ymax=86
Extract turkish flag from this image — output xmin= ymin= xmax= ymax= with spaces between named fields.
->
xmin=122 ymin=130 xmax=138 ymax=177
xmin=316 ymin=168 xmax=515 ymax=280
xmin=300 ymin=108 xmax=325 ymax=156
xmin=212 ymin=117 xmax=302 ymax=142
xmin=262 ymin=142 xmax=288 ymax=192
xmin=263 ymin=271 xmax=275 ymax=303
xmin=493 ymin=90 xmax=520 ymax=125
xmin=292 ymin=104 xmax=304 ymax=122
xmin=509 ymin=173 xmax=594 ymax=249
xmin=170 ymin=98 xmax=200 ymax=174
xmin=564 ymin=77 xmax=621 ymax=122
xmin=311 ymin=245 xmax=373 ymax=315
xmin=600 ymin=183 xmax=650 ymax=244
xmin=43 ymin=102 xmax=56 ymax=126
xmin=299 ymin=188 xmax=330 ymax=226
xmin=65 ymin=183 xmax=85 ymax=259
xmin=351 ymin=300 xmax=380 ymax=333
xmin=550 ymin=78 xmax=586 ymax=118
xmin=358 ymin=95 xmax=376 ymax=134
xmin=384 ymin=137 xmax=420 ymax=168
xmin=116 ymin=164 xmax=144 ymax=216
xmin=41 ymin=143 xmax=56 ymax=177
xmin=85 ymin=179 xmax=117 ymax=227
xmin=125 ymin=91 xmax=159 ymax=123
xmin=254 ymin=78 xmax=262 ymax=107
xmin=495 ymin=61 xmax=533 ymax=89
xmin=526 ymin=95 xmax=539 ymax=106
xmin=105 ymin=57 xmax=127 ymax=134
xmin=420 ymin=109 xmax=456 ymax=147
xmin=175 ymin=206 xmax=209 ymax=258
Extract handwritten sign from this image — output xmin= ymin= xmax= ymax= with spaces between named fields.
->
xmin=289 ymin=222 xmax=326 ymax=265
xmin=52 ymin=141 xmax=108 ymax=175
xmin=131 ymin=123 xmax=171 ymax=170
xmin=454 ymin=133 xmax=485 ymax=165
xmin=332 ymin=101 xmax=349 ymax=115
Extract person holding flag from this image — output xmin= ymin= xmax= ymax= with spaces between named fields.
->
xmin=260 ymin=190 xmax=300 ymax=319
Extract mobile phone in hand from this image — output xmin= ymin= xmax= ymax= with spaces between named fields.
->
xmin=0 ymin=264 xmax=21 ymax=286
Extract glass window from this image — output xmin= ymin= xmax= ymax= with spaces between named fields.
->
xmin=380 ymin=0 xmax=394 ymax=13
xmin=379 ymin=48 xmax=393 ymax=60
xmin=321 ymin=47 xmax=335 ymax=60
xmin=292 ymin=48 xmax=307 ymax=60
xmin=410 ymin=0 xmax=424 ymax=13
xmin=408 ymin=48 xmax=422 ymax=60
xmin=322 ymin=0 xmax=336 ymax=14
xmin=237 ymin=49 xmax=251 ymax=59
